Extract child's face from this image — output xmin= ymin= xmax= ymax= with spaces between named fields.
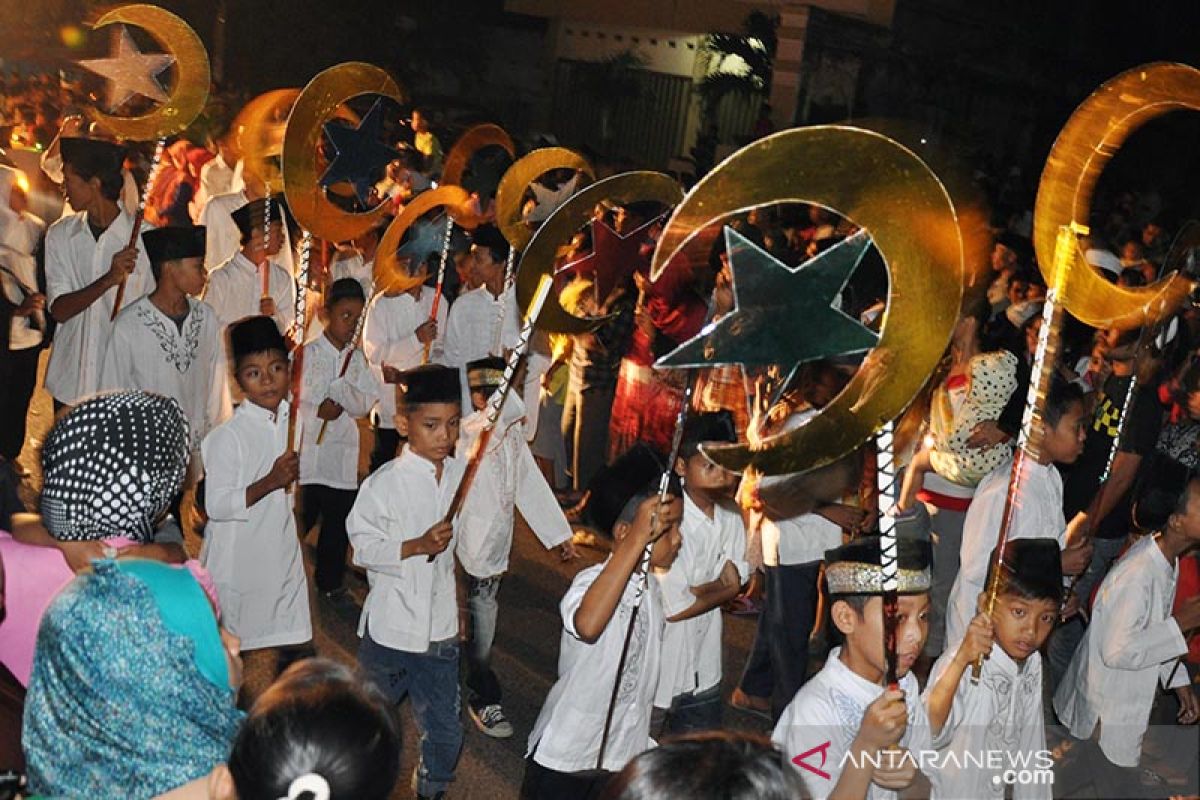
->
xmin=235 ymin=349 xmax=289 ymax=411
xmin=1040 ymin=400 xmax=1087 ymax=464
xmin=324 ymin=297 xmax=363 ymax=347
xmin=246 ymin=220 xmax=283 ymax=258
xmin=166 ymin=256 xmax=208 ymax=298
xmin=675 ymin=451 xmax=736 ymax=497
xmin=400 ymin=402 xmax=461 ymax=463
xmin=989 ymin=591 xmax=1058 ymax=663
xmin=1171 ymin=483 xmax=1200 ymax=544
xmin=836 ymin=593 xmax=931 ymax=681
xmin=469 ymin=388 xmax=492 ymax=412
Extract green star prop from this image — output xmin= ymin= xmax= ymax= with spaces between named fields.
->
xmin=656 ymin=227 xmax=878 ymax=374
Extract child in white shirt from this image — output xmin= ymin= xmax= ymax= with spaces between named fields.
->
xmin=923 ymin=538 xmax=1062 ymax=799
xmin=654 ymin=411 xmax=748 ymax=734
xmin=200 ymin=316 xmax=312 ymax=662
xmin=773 ymin=536 xmax=937 ymax=800
xmin=457 ymin=356 xmax=576 ymax=739
xmin=523 ymin=484 xmax=684 ymax=798
xmin=297 ymin=278 xmax=378 ymax=596
xmin=347 ymin=364 xmax=465 ymax=800
xmin=202 ymin=196 xmax=295 ymax=336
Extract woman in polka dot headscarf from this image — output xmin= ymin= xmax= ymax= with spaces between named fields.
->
xmin=1 ymin=390 xmax=212 ymax=688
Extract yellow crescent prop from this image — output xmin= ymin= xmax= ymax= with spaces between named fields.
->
xmin=495 ymin=147 xmax=595 ymax=250
xmin=234 ymin=89 xmax=299 ymax=194
xmin=1033 ymin=62 xmax=1196 ymax=329
xmin=440 ymin=123 xmax=516 ymax=188
xmin=87 ymin=4 xmax=210 ymax=140
xmin=516 ymin=171 xmax=683 ymax=334
xmin=282 ymin=62 xmax=406 ymax=244
xmin=648 ymin=127 xmax=963 ymax=476
xmin=374 ymin=185 xmax=472 ymax=295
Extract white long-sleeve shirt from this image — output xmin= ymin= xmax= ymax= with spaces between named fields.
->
xmin=443 ymin=284 xmax=519 ymax=409
xmin=44 ymin=209 xmax=156 ymax=405
xmin=923 ymin=645 xmax=1050 ymax=799
xmin=454 ymin=393 xmax=571 ymax=579
xmin=330 ymin=250 xmax=374 ymax=300
xmin=361 ymin=287 xmax=447 ymax=430
xmin=297 ymin=334 xmax=379 ymax=489
xmin=199 ymin=399 xmax=312 ymax=650
xmin=100 ymin=296 xmax=230 ymax=463
xmin=946 ymin=459 xmax=1065 ymax=646
xmin=346 ymin=446 xmax=464 ymax=653
xmin=202 ymin=251 xmax=295 ymax=335
xmin=653 ymin=494 xmax=749 ymax=706
xmin=527 ymin=562 xmax=664 ymax=773
xmin=192 ymin=155 xmax=240 ymax=221
xmin=1054 ymin=535 xmax=1189 ymax=767
xmin=198 ymin=189 xmax=294 ymax=275
xmin=773 ymin=647 xmax=936 ymax=800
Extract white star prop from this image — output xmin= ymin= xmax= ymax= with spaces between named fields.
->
xmin=77 ymin=26 xmax=174 ymax=112
xmin=524 ymin=173 xmax=581 ymax=224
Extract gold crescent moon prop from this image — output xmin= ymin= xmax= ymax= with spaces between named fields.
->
xmin=516 ymin=171 xmax=683 ymax=334
xmin=234 ymin=89 xmax=299 ymax=194
xmin=649 ymin=127 xmax=963 ymax=476
xmin=440 ymin=123 xmax=516 ymax=188
xmin=87 ymin=4 xmax=210 ymax=140
xmin=282 ymin=62 xmax=406 ymax=244
xmin=495 ymin=147 xmax=595 ymax=250
xmin=1033 ymin=62 xmax=1197 ymax=329
xmin=374 ymin=185 xmax=472 ymax=295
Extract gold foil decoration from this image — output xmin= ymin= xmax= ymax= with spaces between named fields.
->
xmin=1033 ymin=62 xmax=1197 ymax=329
xmin=516 ymin=171 xmax=683 ymax=334
xmin=234 ymin=89 xmax=299 ymax=194
xmin=647 ymin=126 xmax=963 ymax=477
xmin=282 ymin=62 xmax=406 ymax=244
xmin=374 ymin=185 xmax=471 ymax=295
xmin=440 ymin=123 xmax=515 ymax=188
xmin=495 ymin=147 xmax=594 ymax=250
xmin=86 ymin=5 xmax=210 ymax=140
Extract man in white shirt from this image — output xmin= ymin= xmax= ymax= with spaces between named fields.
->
xmin=44 ymin=137 xmax=156 ymax=410
xmin=329 ymin=220 xmax=383 ymax=300
xmin=444 ymin=225 xmax=519 ymax=410
xmin=202 ymin=196 xmax=295 ymax=336
xmin=945 ymin=380 xmax=1091 ymax=647
xmin=192 ymin=133 xmax=240 ymax=221
xmin=524 ymin=488 xmax=683 ymax=798
xmin=1055 ymin=475 xmax=1200 ymax=787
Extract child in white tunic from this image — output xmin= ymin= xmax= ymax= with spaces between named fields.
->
xmin=100 ymin=226 xmax=230 ymax=472
xmin=523 ymin=487 xmax=684 ymax=799
xmin=202 ymin=196 xmax=295 ymax=336
xmin=653 ymin=412 xmax=748 ymax=734
xmin=347 ymin=365 xmax=466 ymax=799
xmin=923 ymin=539 xmax=1062 ymax=799
xmin=457 ymin=356 xmax=576 ymax=739
xmin=1054 ymin=475 xmax=1200 ymax=779
xmin=44 ymin=137 xmax=156 ymax=408
xmin=773 ymin=536 xmax=937 ymax=800
xmin=298 ymin=279 xmax=378 ymax=596
xmin=945 ymin=380 xmax=1091 ymax=647
xmin=200 ymin=316 xmax=312 ymax=656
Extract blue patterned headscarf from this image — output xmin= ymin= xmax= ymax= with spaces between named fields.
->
xmin=22 ymin=560 xmax=244 ymax=799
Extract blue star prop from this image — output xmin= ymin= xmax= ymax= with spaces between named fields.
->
xmin=656 ymin=227 xmax=878 ymax=376
xmin=397 ymin=213 xmax=450 ymax=269
xmin=319 ymin=99 xmax=400 ymax=207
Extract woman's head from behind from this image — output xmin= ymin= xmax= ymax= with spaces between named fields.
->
xmin=223 ymin=658 xmax=400 ymax=800
xmin=599 ymin=731 xmax=803 ymax=800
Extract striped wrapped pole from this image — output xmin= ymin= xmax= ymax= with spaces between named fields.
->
xmin=422 ymin=215 xmax=455 ymax=364
xmin=111 ymin=137 xmax=167 ymax=321
xmin=875 ymin=419 xmax=901 ymax=688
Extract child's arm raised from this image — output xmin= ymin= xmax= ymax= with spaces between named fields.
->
xmin=828 ymin=689 xmax=911 ymax=800
xmin=925 ymin=612 xmax=993 ymax=735
xmin=573 ymin=495 xmax=666 ymax=643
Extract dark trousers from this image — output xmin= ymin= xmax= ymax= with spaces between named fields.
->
xmin=370 ymin=427 xmax=402 ymax=474
xmin=0 ymin=347 xmax=39 ymax=461
xmin=739 ymin=560 xmax=821 ymax=722
xmin=300 ymin=484 xmax=357 ymax=592
xmin=661 ymin=683 xmax=723 ymax=736
xmin=520 ymin=756 xmax=611 ymax=800
xmin=561 ymin=382 xmax=614 ymax=492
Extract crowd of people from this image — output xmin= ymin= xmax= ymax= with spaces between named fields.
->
xmin=0 ymin=60 xmax=1199 ymax=800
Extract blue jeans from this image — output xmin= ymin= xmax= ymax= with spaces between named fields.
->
xmin=358 ymin=633 xmax=463 ymax=797
xmin=465 ymin=574 xmax=503 ymax=708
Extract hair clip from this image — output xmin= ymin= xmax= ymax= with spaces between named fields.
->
xmin=279 ymin=773 xmax=330 ymax=800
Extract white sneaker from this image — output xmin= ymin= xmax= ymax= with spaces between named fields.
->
xmin=469 ymin=703 xmax=514 ymax=738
